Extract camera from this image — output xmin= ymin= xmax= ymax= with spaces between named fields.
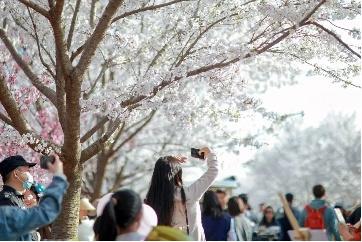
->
xmin=40 ymin=155 xmax=55 ymax=169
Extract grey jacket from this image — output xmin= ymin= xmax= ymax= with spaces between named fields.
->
xmin=232 ymin=214 xmax=253 ymax=241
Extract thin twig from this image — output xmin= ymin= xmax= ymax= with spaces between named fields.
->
xmin=0 ymin=28 xmax=57 ymax=104
xmin=27 ymin=7 xmax=55 ymax=79
xmin=67 ymin=0 xmax=81 ymax=50
xmin=112 ymin=0 xmax=189 ymax=23
xmin=308 ymin=21 xmax=361 ymax=59
xmin=18 ymin=0 xmax=49 ymax=18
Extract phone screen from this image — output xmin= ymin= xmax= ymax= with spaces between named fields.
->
xmin=334 ymin=208 xmax=346 ymax=224
xmin=191 ymin=148 xmax=204 ymax=159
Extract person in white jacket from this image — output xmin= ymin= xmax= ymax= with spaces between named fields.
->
xmin=145 ymin=147 xmax=219 ymax=241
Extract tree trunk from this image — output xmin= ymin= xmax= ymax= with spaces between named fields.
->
xmin=91 ymin=154 xmax=108 ymax=201
xmin=51 ymin=159 xmax=82 ymax=240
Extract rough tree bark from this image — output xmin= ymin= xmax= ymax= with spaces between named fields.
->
xmin=51 ymin=157 xmax=82 ymax=239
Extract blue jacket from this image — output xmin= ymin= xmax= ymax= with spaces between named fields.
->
xmin=0 ymin=175 xmax=68 ymax=240
xmin=299 ymin=199 xmax=341 ymax=241
xmin=202 ymin=213 xmax=231 ymax=241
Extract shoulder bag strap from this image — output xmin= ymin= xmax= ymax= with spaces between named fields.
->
xmin=181 ymin=187 xmax=190 ymax=235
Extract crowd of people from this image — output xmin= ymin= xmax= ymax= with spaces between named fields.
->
xmin=0 ymin=148 xmax=360 ymax=241
xmin=201 ymin=188 xmax=360 ymax=241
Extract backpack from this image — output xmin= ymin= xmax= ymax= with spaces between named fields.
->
xmin=304 ymin=205 xmax=326 ymax=229
xmin=354 ymin=226 xmax=361 ymax=241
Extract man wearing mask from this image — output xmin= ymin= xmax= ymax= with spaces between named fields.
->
xmin=0 ymin=155 xmax=36 ymax=208
xmin=0 ymin=155 xmax=68 ymax=240
xmin=0 ymin=155 xmax=39 ymax=240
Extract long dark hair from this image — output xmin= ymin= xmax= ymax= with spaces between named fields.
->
xmin=202 ymin=190 xmax=223 ymax=218
xmin=97 ymin=189 xmax=142 ymax=240
xmin=260 ymin=205 xmax=276 ymax=227
xmin=145 ymin=156 xmax=185 ymax=226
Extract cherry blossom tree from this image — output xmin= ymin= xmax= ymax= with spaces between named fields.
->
xmin=243 ymin=113 xmax=361 ymax=207
xmin=0 ymin=0 xmax=360 ymax=239
xmin=81 ymin=103 xmax=303 ymax=201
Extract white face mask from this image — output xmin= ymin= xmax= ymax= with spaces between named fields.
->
xmin=15 ymin=170 xmax=34 ymax=189
xmin=24 ymin=172 xmax=34 ymax=184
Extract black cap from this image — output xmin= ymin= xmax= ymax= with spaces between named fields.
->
xmin=0 ymin=155 xmax=36 ymax=179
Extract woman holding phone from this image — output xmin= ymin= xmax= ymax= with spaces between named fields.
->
xmin=145 ymin=147 xmax=219 ymax=241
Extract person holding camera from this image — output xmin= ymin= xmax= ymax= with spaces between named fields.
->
xmin=145 ymin=147 xmax=219 ymax=241
xmin=0 ymin=155 xmax=68 ymax=240
xmin=0 ymin=155 xmax=38 ymax=209
xmin=0 ymin=155 xmax=40 ymax=240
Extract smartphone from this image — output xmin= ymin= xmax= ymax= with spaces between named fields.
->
xmin=191 ymin=148 xmax=204 ymax=159
xmin=40 ymin=155 xmax=55 ymax=169
xmin=334 ymin=208 xmax=346 ymax=224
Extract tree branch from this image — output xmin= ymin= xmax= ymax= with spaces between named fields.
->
xmin=109 ymin=158 xmax=129 ymax=192
xmin=248 ymin=15 xmax=270 ymax=44
xmin=78 ymin=0 xmax=328 ymax=163
xmin=108 ymin=110 xmax=156 ymax=157
xmin=270 ymin=50 xmax=361 ymax=88
xmin=145 ymin=28 xmax=179 ymax=74
xmin=27 ymin=7 xmax=55 ymax=79
xmin=67 ymin=0 xmax=82 ymax=50
xmin=47 ymin=0 xmax=54 ymax=8
xmin=308 ymin=21 xmax=361 ymax=59
xmin=70 ymin=45 xmax=85 ymax=62
xmin=48 ymin=0 xmax=72 ymax=129
xmin=49 ymin=0 xmax=71 ymax=76
xmin=112 ymin=0 xmax=189 ymax=23
xmin=113 ymin=167 xmax=153 ymax=188
xmin=120 ymin=0 xmax=328 ymax=109
xmin=10 ymin=12 xmax=56 ymax=66
xmin=254 ymin=0 xmax=327 ymax=54
xmin=83 ymin=61 xmax=109 ymax=100
xmin=74 ymin=0 xmax=124 ymax=80
xmin=81 ymin=109 xmax=156 ymax=163
xmin=0 ymin=76 xmax=61 ymax=153
xmin=299 ymin=0 xmax=326 ymax=24
xmin=174 ymin=13 xmax=237 ymax=67
xmin=0 ymin=28 xmax=57 ymax=105
xmin=89 ymin=0 xmax=98 ymax=28
xmin=81 ymin=110 xmax=156 ymax=165
xmin=0 ymin=111 xmax=13 ymax=126
xmin=18 ymin=0 xmax=49 ymax=18
xmin=0 ymin=73 xmax=32 ymax=134
xmin=80 ymin=116 xmax=109 ymax=143
xmin=80 ymin=118 xmax=124 ymax=163
xmin=107 ymin=121 xmax=125 ymax=151
xmin=71 ymin=0 xmax=189 ymax=61
xmin=51 ymin=0 xmax=64 ymax=17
